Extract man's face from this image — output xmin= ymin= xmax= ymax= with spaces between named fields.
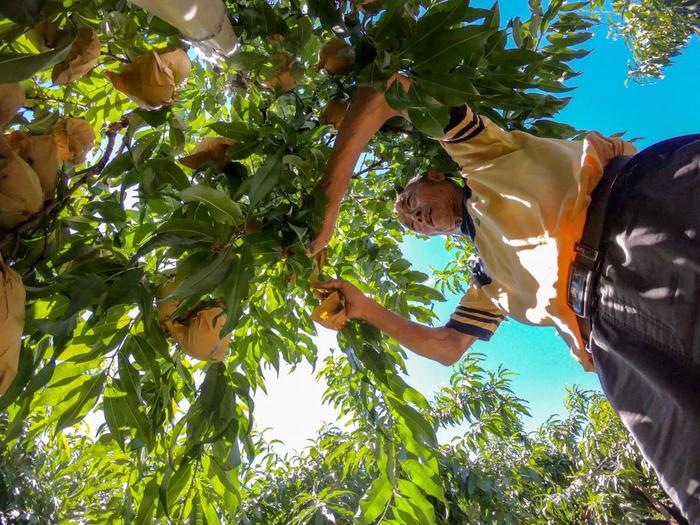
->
xmin=395 ymin=172 xmax=463 ymax=236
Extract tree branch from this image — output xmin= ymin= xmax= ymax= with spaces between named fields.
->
xmin=351 ymin=160 xmax=388 ymax=179
xmin=0 ymin=118 xmax=129 ymax=256
xmin=636 ymin=485 xmax=688 ymax=525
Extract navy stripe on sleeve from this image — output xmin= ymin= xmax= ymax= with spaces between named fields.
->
xmin=452 ymin=311 xmax=501 ymax=326
xmin=444 ymin=105 xmax=468 ymax=134
xmin=446 ymin=118 xmax=485 ymax=144
xmin=446 ymin=319 xmax=495 ymax=341
xmin=448 ymin=113 xmax=480 ymax=141
xmin=456 ymin=306 xmax=503 ymax=320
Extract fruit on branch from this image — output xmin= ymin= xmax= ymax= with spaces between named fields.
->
xmin=317 ymin=37 xmax=354 ymax=75
xmin=52 ymin=28 xmax=101 ymax=84
xmin=52 ymin=118 xmax=96 ymax=164
xmin=0 ymin=83 xmax=25 ymax=128
xmin=105 ymin=48 xmax=192 ymax=109
xmin=172 ymin=307 xmax=231 ymax=361
xmin=262 ymin=53 xmax=299 ymax=93
xmin=180 ymin=137 xmax=235 ymax=170
xmin=156 ymin=48 xmax=193 ymax=84
xmin=157 ymin=279 xmax=231 ymax=361
xmin=244 ymin=218 xmax=262 ymax=235
xmin=311 ymin=291 xmax=348 ymax=331
xmin=27 ymin=20 xmax=68 ymax=50
xmin=0 ymin=262 xmax=25 ymax=395
xmin=0 ymin=137 xmax=43 ymax=229
xmin=6 ymin=131 xmax=61 ymax=199
xmin=320 ymin=99 xmax=349 ymax=130
xmin=156 ymin=278 xmax=180 ymax=335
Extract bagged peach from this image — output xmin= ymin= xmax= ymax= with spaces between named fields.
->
xmin=311 ymin=291 xmax=348 ymax=331
xmin=0 ymin=83 xmax=25 ymax=128
xmin=105 ymin=48 xmax=191 ymax=109
xmin=0 ymin=262 xmax=25 ymax=395
xmin=52 ymin=28 xmax=101 ymax=84
xmin=6 ymin=131 xmax=61 ymax=199
xmin=52 ymin=118 xmax=95 ymax=164
xmin=0 ymin=137 xmax=43 ymax=229
xmin=180 ymin=137 xmax=234 ymax=170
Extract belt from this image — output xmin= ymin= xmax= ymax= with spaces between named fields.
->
xmin=567 ymin=155 xmax=631 ymax=348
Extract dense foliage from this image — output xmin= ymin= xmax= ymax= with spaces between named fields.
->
xmin=0 ymin=0 xmax=688 ymax=523
xmin=1 ymin=356 xmax=678 ymax=524
xmin=603 ymin=0 xmax=700 ymax=81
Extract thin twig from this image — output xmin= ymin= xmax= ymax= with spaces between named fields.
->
xmin=0 ymin=118 xmax=129 ymax=256
xmin=351 ymin=160 xmax=387 ymax=178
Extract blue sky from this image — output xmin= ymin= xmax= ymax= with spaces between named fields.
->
xmin=255 ymin=3 xmax=700 ymax=449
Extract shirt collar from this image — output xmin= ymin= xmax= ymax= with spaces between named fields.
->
xmin=460 ymin=183 xmax=475 ymax=240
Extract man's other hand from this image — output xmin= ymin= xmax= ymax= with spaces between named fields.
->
xmin=313 ymin=279 xmax=372 ymax=320
xmin=308 ymin=204 xmax=339 ymax=257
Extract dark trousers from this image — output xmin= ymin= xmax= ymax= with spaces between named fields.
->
xmin=591 ymin=135 xmax=700 ymax=523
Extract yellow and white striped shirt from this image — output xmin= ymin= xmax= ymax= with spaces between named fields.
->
xmin=440 ymin=105 xmax=636 ymax=371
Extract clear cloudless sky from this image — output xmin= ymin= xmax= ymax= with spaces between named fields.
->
xmin=254 ymin=1 xmax=700 ymax=449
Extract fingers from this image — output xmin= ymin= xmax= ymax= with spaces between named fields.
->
xmin=307 ymin=242 xmax=321 ymax=258
xmin=307 ymin=233 xmax=330 ymax=257
xmin=313 ymin=279 xmax=345 ymax=301
xmin=312 ymin=279 xmax=345 ymax=290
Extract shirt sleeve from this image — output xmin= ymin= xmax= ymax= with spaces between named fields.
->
xmin=436 ymin=104 xmax=520 ymax=170
xmin=446 ymin=284 xmax=505 ymax=341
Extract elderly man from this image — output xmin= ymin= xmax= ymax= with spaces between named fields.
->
xmin=311 ymin=77 xmax=700 ymax=522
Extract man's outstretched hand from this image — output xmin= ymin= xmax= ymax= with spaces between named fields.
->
xmin=313 ymin=279 xmax=372 ymax=321
xmin=308 ymin=203 xmax=339 ymax=257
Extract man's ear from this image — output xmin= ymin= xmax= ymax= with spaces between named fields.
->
xmin=425 ymin=170 xmax=445 ymax=183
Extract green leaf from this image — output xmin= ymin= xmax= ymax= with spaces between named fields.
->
xmin=400 ymin=458 xmax=445 ymax=503
xmin=413 ymin=26 xmax=494 ymax=73
xmin=154 ymin=218 xmax=217 ymax=242
xmin=226 ymin=51 xmax=268 ymax=70
xmin=547 ymin=31 xmax=594 ymax=47
xmin=0 ymin=37 xmax=74 ymax=82
xmin=170 ymin=249 xmax=236 ymax=300
xmin=401 ymin=0 xmax=471 ymax=57
xmin=103 ymin=390 xmax=130 ymax=447
xmin=415 ymin=75 xmax=478 ymax=106
xmin=238 ymin=150 xmax=283 ymax=207
xmin=358 ymin=475 xmax=393 ymax=524
xmin=208 ymin=122 xmax=259 ymax=142
xmin=55 ymin=372 xmax=106 ymax=432
xmin=306 ymin=0 xmax=343 ymax=30
xmin=220 ymin=243 xmax=253 ymax=334
xmin=0 ymin=0 xmax=45 ymax=24
xmin=395 ymin=479 xmax=435 ymax=524
xmin=131 ymin=131 xmax=162 ymax=166
xmin=159 ymin=462 xmax=193 ymax=517
xmin=407 ymin=105 xmax=450 ymax=138
xmin=142 ymin=159 xmax=190 ymax=192
xmin=135 ymin=107 xmax=171 ymax=128
xmin=0 ymin=343 xmax=36 ymax=411
xmin=198 ymin=485 xmax=221 ymax=525
xmin=388 ymin=397 xmax=437 ymax=449
xmin=180 ymin=185 xmax=244 ymax=225
xmin=65 ymin=275 xmax=109 ymax=317
xmin=135 ymin=477 xmax=158 ymax=525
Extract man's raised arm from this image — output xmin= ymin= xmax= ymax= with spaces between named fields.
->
xmin=309 ymin=76 xmax=411 ymax=256
xmin=314 ymin=279 xmax=475 ymax=366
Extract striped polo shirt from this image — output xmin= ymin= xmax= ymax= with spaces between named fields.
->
xmin=440 ymin=105 xmax=636 ymax=371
